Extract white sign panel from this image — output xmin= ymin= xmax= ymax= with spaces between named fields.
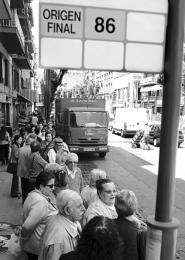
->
xmin=39 ymin=0 xmax=168 ymax=72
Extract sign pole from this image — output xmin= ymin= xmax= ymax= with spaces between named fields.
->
xmin=146 ymin=0 xmax=185 ymax=259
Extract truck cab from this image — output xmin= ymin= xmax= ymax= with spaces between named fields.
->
xmin=55 ymin=99 xmax=109 ymax=157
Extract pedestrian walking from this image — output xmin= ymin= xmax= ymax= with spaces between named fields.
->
xmin=10 ymin=134 xmax=22 ymax=198
xmin=59 ymin=216 xmax=123 ymax=260
xmin=115 ymin=189 xmax=147 ymax=260
xmin=39 ymin=189 xmax=85 ymax=260
xmin=81 ymin=168 xmax=107 ymax=208
xmin=83 ymin=179 xmax=117 ymax=226
xmin=17 ymin=133 xmax=37 ymax=203
xmin=20 ymin=172 xmax=58 ymax=260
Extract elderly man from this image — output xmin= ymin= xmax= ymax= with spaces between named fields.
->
xmin=61 ymin=152 xmax=84 ymax=194
xmin=39 ymin=189 xmax=85 ymax=260
xmin=17 ymin=133 xmax=37 ymax=203
xmin=83 ymin=178 xmax=117 ymax=226
xmin=48 ymin=137 xmax=69 ymax=163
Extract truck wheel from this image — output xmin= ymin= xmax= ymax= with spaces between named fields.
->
xmin=99 ymin=152 xmax=106 ymax=158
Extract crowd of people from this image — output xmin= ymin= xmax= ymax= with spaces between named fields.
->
xmin=1 ymin=117 xmax=148 ymax=260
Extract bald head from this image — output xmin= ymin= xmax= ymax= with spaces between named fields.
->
xmin=56 ymin=189 xmax=85 ymax=222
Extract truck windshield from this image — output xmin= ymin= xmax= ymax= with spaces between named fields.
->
xmin=70 ymin=112 xmax=107 ymax=128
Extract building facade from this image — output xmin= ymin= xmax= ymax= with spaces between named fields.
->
xmin=0 ymin=0 xmax=36 ymax=129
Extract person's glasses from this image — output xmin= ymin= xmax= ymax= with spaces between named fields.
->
xmin=103 ymin=189 xmax=117 ymax=194
xmin=69 ymin=161 xmax=78 ymax=164
xmin=45 ymin=184 xmax=55 ymax=189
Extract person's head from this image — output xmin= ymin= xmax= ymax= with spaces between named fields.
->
xmin=89 ymin=169 xmax=107 ymax=187
xmin=56 ymin=189 xmax=85 ymax=222
xmin=76 ymin=216 xmax=123 ymax=260
xmin=31 ymin=125 xmax=36 ymax=133
xmin=48 ymin=121 xmax=53 ymax=129
xmin=38 ymin=123 xmax=43 ymax=130
xmin=54 ymin=137 xmax=65 ymax=151
xmin=20 ymin=128 xmax=26 ymax=138
xmin=35 ymin=171 xmax=55 ymax=196
xmin=115 ymin=189 xmax=137 ymax=218
xmin=56 ymin=149 xmax=69 ymax=166
xmin=30 ymin=140 xmax=41 ymax=153
xmin=66 ymin=153 xmax=78 ymax=172
xmin=45 ymin=131 xmax=53 ymax=142
xmin=44 ymin=163 xmax=67 ymax=188
xmin=13 ymin=134 xmax=22 ymax=145
xmin=96 ymin=179 xmax=116 ymax=206
xmin=25 ymin=133 xmax=37 ymax=145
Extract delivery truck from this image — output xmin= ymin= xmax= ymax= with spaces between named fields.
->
xmin=55 ymin=98 xmax=109 ymax=157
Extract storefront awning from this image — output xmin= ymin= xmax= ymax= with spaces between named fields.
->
xmin=140 ymin=84 xmax=162 ymax=92
xmin=17 ymin=94 xmax=32 ymax=104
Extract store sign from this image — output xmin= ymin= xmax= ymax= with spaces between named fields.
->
xmin=39 ymin=0 xmax=168 ymax=72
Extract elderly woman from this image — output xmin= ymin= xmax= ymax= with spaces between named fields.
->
xmin=115 ymin=189 xmax=147 ymax=260
xmin=20 ymin=171 xmax=58 ymax=260
xmin=60 ymin=216 xmax=123 ymax=260
xmin=81 ymin=168 xmax=107 ymax=208
xmin=61 ymin=152 xmax=84 ymax=194
xmin=83 ymin=179 xmax=117 ymax=226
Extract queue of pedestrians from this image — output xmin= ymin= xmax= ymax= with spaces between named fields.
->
xmin=3 ymin=119 xmax=147 ymax=260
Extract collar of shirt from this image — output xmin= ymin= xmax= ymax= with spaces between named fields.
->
xmin=62 ymin=216 xmax=81 ymax=238
xmin=66 ymin=166 xmax=77 ymax=179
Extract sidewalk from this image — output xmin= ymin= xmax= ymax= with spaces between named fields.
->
xmin=0 ymin=164 xmax=23 ymax=259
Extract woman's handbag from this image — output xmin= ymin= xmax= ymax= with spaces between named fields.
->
xmin=7 ymin=162 xmax=17 ymax=174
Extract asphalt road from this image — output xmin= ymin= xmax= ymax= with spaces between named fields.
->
xmin=79 ymin=132 xmax=185 ymax=259
xmin=0 ymin=132 xmax=185 ymax=259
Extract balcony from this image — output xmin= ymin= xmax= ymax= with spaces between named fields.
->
xmin=0 ymin=9 xmax=25 ymax=54
xmin=0 ymin=0 xmax=11 ymax=19
xmin=140 ymin=75 xmax=159 ymax=86
xmin=12 ymin=53 xmax=32 ymax=70
xmin=18 ymin=7 xmax=33 ymax=40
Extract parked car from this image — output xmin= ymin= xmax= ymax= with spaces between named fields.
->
xmin=149 ymin=124 xmax=184 ymax=147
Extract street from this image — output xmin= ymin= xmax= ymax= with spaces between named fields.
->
xmin=0 ymin=132 xmax=185 ymax=259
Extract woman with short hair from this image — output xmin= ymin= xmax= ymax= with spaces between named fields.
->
xmin=20 ymin=171 xmax=58 ymax=260
xmin=115 ymin=189 xmax=147 ymax=260
xmin=83 ymin=179 xmax=117 ymax=226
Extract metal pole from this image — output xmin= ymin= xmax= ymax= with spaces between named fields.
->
xmin=146 ymin=0 xmax=185 ymax=259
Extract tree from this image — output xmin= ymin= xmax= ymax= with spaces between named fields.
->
xmin=50 ymin=69 xmax=68 ymax=102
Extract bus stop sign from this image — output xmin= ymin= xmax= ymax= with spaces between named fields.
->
xmin=39 ymin=0 xmax=168 ymax=72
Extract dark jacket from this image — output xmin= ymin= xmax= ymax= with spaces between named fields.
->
xmin=115 ymin=218 xmax=147 ymax=260
xmin=59 ymin=251 xmax=76 ymax=260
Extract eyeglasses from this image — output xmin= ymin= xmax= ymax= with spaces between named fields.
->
xmin=69 ymin=161 xmax=78 ymax=164
xmin=45 ymin=184 xmax=55 ymax=189
xmin=103 ymin=190 xmax=117 ymax=194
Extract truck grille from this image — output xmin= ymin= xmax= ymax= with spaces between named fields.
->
xmin=78 ymin=138 xmax=100 ymax=144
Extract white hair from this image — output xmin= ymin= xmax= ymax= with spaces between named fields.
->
xmin=56 ymin=189 xmax=81 ymax=214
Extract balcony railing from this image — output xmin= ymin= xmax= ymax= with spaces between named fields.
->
xmin=11 ymin=9 xmax=25 ymax=47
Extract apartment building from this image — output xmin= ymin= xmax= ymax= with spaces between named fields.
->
xmin=0 ymin=0 xmax=36 ymax=129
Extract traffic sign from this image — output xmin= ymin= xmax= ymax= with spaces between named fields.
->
xmin=39 ymin=0 xmax=168 ymax=72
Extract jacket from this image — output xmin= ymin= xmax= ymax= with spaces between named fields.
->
xmin=21 ymin=189 xmax=58 ymax=255
xmin=39 ymin=214 xmax=81 ymax=260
